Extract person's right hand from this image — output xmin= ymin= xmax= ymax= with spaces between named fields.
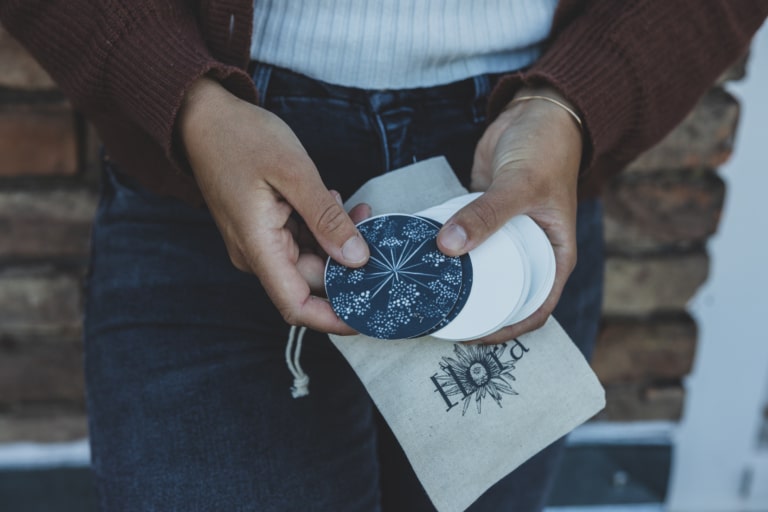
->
xmin=177 ymin=77 xmax=370 ymax=334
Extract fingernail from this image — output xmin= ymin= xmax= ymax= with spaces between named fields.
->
xmin=332 ymin=191 xmax=343 ymax=206
xmin=342 ymin=234 xmax=367 ymax=264
xmin=440 ymin=224 xmax=467 ymax=253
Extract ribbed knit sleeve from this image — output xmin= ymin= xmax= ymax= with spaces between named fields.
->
xmin=487 ymin=0 xmax=768 ymax=196
xmin=0 ymin=0 xmax=257 ymax=176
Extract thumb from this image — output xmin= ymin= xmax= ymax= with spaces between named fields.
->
xmin=437 ymin=181 xmax=523 ymax=256
xmin=288 ymin=180 xmax=369 ymax=268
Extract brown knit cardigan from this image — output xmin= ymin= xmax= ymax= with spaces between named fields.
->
xmin=1 ymin=1 xmax=766 ymax=204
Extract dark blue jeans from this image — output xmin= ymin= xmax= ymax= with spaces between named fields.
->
xmin=84 ymin=64 xmax=604 ymax=512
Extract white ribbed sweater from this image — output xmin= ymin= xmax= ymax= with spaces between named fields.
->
xmin=250 ymin=0 xmax=557 ymax=89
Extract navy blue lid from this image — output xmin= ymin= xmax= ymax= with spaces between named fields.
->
xmin=325 ymin=214 xmax=464 ymax=339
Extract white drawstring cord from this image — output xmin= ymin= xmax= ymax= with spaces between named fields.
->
xmin=285 ymin=325 xmax=310 ymax=398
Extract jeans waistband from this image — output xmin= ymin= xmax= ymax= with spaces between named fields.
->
xmin=250 ymin=60 xmax=506 ymax=114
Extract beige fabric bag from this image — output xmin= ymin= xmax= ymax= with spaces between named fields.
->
xmin=329 ymin=157 xmax=605 ymax=512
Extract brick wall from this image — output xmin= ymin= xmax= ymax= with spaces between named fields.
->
xmin=0 ymin=25 xmax=99 ymax=443
xmin=595 ymin=67 xmax=744 ymax=421
xmin=0 ymin=26 xmax=747 ymax=442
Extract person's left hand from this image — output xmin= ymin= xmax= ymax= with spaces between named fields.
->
xmin=436 ymin=87 xmax=584 ymax=344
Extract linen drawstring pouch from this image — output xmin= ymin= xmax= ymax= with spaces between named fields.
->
xmin=327 ymin=157 xmax=605 ymax=512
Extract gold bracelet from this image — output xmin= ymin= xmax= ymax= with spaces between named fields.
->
xmin=506 ymin=95 xmax=583 ymax=132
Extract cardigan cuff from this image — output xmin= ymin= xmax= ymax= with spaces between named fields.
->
xmin=488 ymin=21 xmax=642 ymax=179
xmin=103 ymin=6 xmax=257 ymax=174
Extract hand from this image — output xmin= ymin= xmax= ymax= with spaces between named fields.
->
xmin=177 ymin=77 xmax=370 ymax=334
xmin=436 ymin=87 xmax=583 ymax=344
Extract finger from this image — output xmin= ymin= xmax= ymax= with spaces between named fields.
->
xmin=296 ymin=220 xmax=319 ymax=253
xmin=300 ymin=203 xmax=373 ymax=284
xmin=437 ymin=175 xmax=529 ymax=256
xmin=471 ymin=302 xmax=551 ymax=345
xmin=330 ymin=192 xmax=372 ymax=251
xmin=467 ymin=288 xmax=557 ymax=345
xmin=247 ymin=227 xmax=354 ymax=334
xmin=314 ymin=195 xmax=371 ymax=257
xmin=471 ymin=233 xmax=576 ymax=344
xmin=348 ymin=202 xmax=372 ymax=224
xmin=261 ymin=269 xmax=354 ymax=333
xmin=223 ymin=243 xmax=251 ymax=274
xmin=291 ymin=296 xmax=357 ymax=335
xmin=285 ymin=215 xmax=300 ymax=240
xmin=296 ymin=253 xmax=327 ymax=296
xmin=295 ymin=200 xmax=374 ymax=293
xmin=279 ymin=173 xmax=369 ymax=268
xmin=469 ymin=132 xmax=495 ymax=192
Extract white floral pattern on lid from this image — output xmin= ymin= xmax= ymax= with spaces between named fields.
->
xmin=325 ymin=214 xmax=465 ymax=340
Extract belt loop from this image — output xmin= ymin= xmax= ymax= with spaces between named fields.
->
xmin=471 ymin=74 xmax=492 ymax=124
xmin=251 ymin=61 xmax=273 ymax=106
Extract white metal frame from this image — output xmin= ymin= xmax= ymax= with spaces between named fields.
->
xmin=666 ymin=24 xmax=768 ymax=512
